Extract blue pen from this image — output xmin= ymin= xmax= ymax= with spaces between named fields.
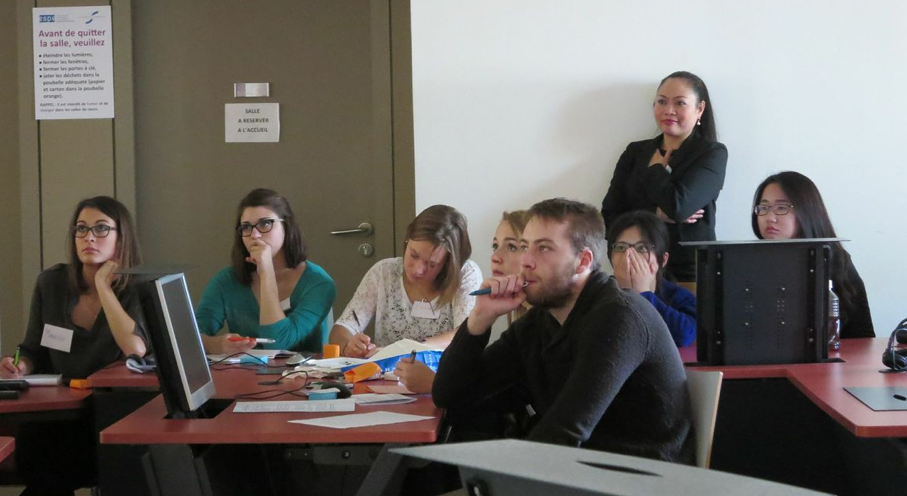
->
xmin=469 ymin=281 xmax=528 ymax=296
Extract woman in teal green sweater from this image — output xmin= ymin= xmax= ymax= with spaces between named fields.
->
xmin=196 ymin=189 xmax=336 ymax=354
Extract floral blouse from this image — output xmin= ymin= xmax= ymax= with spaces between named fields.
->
xmin=334 ymin=257 xmax=482 ymax=346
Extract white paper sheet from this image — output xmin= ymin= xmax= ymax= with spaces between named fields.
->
xmin=233 ymin=398 xmax=355 ymax=413
xmin=367 ymin=339 xmax=441 ymax=361
xmin=352 ymin=393 xmax=417 ymax=405
xmin=289 ymin=411 xmax=434 ymax=429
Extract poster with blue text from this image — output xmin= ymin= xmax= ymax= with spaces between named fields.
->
xmin=33 ymin=6 xmax=114 ymax=120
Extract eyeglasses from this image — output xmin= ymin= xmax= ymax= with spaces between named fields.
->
xmin=611 ymin=242 xmax=654 ymax=254
xmin=237 ymin=218 xmax=284 ymax=237
xmin=754 ymin=204 xmax=794 ymax=216
xmin=73 ymin=224 xmax=117 ymax=238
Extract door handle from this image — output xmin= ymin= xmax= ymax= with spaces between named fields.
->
xmin=330 ymin=222 xmax=373 ymax=236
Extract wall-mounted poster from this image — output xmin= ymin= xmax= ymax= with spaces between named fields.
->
xmin=33 ymin=6 xmax=115 ymax=120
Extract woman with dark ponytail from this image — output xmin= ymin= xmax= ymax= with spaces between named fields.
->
xmin=602 ymin=71 xmax=728 ymax=281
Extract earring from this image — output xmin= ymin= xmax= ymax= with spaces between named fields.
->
xmin=697 ymin=119 xmax=701 ymax=126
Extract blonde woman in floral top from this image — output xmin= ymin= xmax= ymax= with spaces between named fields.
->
xmin=330 ymin=205 xmax=481 ymax=391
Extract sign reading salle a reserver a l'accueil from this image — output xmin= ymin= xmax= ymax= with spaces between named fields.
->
xmin=225 ymin=103 xmax=281 ymax=143
xmin=33 ymin=6 xmax=115 ymax=120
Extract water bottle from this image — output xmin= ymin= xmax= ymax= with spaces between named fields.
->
xmin=828 ymin=281 xmax=841 ymax=351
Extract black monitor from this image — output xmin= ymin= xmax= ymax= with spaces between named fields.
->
xmin=686 ymin=239 xmax=835 ymax=366
xmin=138 ymin=272 xmax=216 ymax=418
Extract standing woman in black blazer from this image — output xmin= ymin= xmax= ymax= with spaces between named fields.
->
xmin=601 ymin=71 xmax=728 ymax=281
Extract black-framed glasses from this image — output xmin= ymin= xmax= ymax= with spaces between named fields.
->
xmin=611 ymin=242 xmax=654 ymax=254
xmin=73 ymin=224 xmax=117 ymax=238
xmin=754 ymin=204 xmax=794 ymax=216
xmin=237 ymin=218 xmax=284 ymax=237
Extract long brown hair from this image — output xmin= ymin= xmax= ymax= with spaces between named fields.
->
xmin=404 ymin=205 xmax=472 ymax=305
xmin=231 ymin=189 xmax=307 ymax=286
xmin=66 ymin=196 xmax=142 ymax=294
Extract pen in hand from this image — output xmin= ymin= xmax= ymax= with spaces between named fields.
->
xmin=13 ymin=347 xmax=20 ymax=368
xmin=470 ymin=281 xmax=529 ymax=296
xmin=228 ymin=337 xmax=276 ymax=344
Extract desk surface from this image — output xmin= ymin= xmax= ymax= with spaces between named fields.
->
xmin=88 ymin=361 xmax=159 ymax=389
xmin=101 ymin=366 xmax=442 ymax=445
xmin=0 ymin=384 xmax=91 ymax=414
xmin=683 ymin=338 xmax=907 ymax=437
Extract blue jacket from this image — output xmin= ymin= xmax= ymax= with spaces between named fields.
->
xmin=640 ymin=279 xmax=696 ymax=347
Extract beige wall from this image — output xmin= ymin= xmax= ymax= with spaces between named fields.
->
xmin=1 ymin=0 xmax=133 ymax=355
xmin=0 ymin=1 xmax=23 ymax=356
xmin=0 ymin=0 xmax=414 ymax=353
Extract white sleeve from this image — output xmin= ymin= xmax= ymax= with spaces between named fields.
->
xmin=451 ymin=260 xmax=482 ymax=328
xmin=334 ymin=261 xmax=385 ymax=334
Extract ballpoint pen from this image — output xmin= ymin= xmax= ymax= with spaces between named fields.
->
xmin=228 ymin=337 xmax=276 ymax=344
xmin=13 ymin=347 xmax=20 ymax=367
xmin=469 ymin=281 xmax=529 ymax=296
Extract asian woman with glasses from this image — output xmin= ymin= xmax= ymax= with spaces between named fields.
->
xmin=0 ymin=196 xmax=148 ymax=495
xmin=195 ymin=188 xmax=336 ymax=354
xmin=607 ymin=210 xmax=696 ymax=347
xmin=752 ymin=171 xmax=874 ymax=338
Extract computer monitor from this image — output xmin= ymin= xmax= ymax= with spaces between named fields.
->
xmin=686 ymin=239 xmax=835 ymax=366
xmin=139 ymin=272 xmax=215 ymax=419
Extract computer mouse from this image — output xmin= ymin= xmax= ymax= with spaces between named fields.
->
xmin=314 ymin=380 xmax=352 ymax=399
xmin=286 ymin=353 xmax=312 ymax=366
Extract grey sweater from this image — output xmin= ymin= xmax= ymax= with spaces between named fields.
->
xmin=433 ymin=271 xmax=695 ymax=464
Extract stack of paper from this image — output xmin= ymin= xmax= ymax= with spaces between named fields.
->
xmin=233 ymin=398 xmax=355 ymax=413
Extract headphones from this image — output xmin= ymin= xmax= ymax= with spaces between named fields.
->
xmin=881 ymin=318 xmax=907 ymax=372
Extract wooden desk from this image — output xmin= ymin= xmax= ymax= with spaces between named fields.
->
xmin=101 ymin=366 xmax=442 ymax=496
xmin=87 ymin=362 xmax=159 ymax=389
xmin=101 ymin=370 xmax=441 ymax=445
xmin=0 ymin=386 xmax=90 ymax=415
xmin=683 ymin=337 xmax=907 ymax=438
xmin=682 ymin=338 xmax=907 ymax=495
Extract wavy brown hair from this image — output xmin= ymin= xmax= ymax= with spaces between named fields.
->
xmin=67 ymin=196 xmax=142 ymax=295
xmin=231 ymin=189 xmax=307 ymax=285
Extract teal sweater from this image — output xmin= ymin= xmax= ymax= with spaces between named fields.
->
xmin=195 ymin=262 xmax=336 ymax=352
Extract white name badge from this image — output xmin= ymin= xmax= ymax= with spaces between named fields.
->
xmin=411 ymin=300 xmax=441 ymax=319
xmin=41 ymin=324 xmax=74 ymax=353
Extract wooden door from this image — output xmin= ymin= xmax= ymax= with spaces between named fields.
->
xmin=131 ymin=0 xmax=405 ymax=316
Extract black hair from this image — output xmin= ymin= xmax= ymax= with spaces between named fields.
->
xmin=606 ymin=210 xmax=671 ymax=291
xmin=659 ymin=71 xmax=717 ymax=142
xmin=751 ymin=171 xmax=856 ymax=302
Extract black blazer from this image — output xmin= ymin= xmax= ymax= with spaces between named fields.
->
xmin=602 ymin=131 xmax=728 ymax=280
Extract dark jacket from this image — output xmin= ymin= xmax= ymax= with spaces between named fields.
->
xmin=18 ymin=264 xmax=149 ymax=379
xmin=838 ymin=258 xmax=874 ymax=338
xmin=602 ymin=131 xmax=728 ymax=280
xmin=433 ymin=272 xmax=695 ymax=464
